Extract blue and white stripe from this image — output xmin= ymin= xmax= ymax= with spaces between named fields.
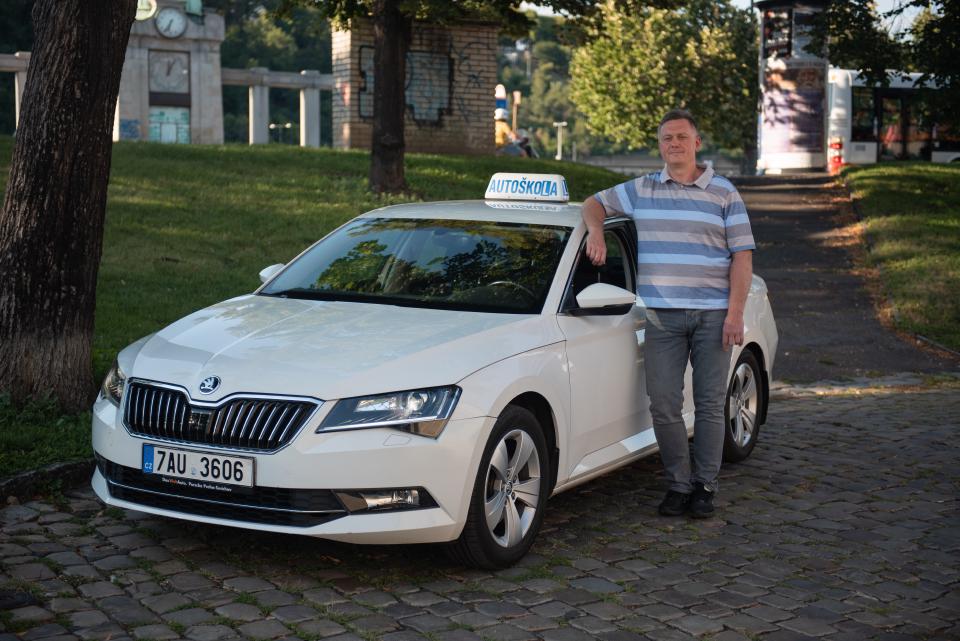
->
xmin=595 ymin=165 xmax=756 ymax=310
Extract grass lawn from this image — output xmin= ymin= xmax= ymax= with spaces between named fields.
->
xmin=0 ymin=137 xmax=622 ymax=477
xmin=842 ymin=162 xmax=960 ymax=352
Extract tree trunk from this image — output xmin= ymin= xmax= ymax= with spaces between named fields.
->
xmin=369 ymin=0 xmax=411 ymax=194
xmin=0 ymin=0 xmax=136 ymax=410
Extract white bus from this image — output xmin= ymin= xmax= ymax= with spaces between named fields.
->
xmin=827 ymin=68 xmax=960 ymax=173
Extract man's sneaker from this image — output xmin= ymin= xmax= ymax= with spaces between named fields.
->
xmin=689 ymin=483 xmax=715 ymax=519
xmin=658 ymin=490 xmax=691 ymax=516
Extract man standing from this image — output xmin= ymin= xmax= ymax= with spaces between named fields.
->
xmin=581 ymin=109 xmax=755 ymax=518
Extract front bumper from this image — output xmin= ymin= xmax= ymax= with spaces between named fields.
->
xmin=91 ymin=395 xmax=494 ymax=544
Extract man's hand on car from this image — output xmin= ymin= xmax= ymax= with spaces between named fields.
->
xmin=586 ymin=230 xmax=607 ymax=266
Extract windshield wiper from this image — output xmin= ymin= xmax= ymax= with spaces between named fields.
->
xmin=261 ymin=287 xmax=331 ymax=300
xmin=261 ymin=288 xmax=425 ymax=308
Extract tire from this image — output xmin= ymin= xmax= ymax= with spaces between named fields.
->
xmin=448 ymin=405 xmax=550 ymax=569
xmin=722 ymin=349 xmax=764 ymax=463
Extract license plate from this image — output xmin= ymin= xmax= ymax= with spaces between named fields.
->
xmin=142 ymin=444 xmax=254 ymax=488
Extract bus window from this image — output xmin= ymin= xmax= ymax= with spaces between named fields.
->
xmin=851 ymin=87 xmax=876 ymax=142
xmin=934 ymin=120 xmax=960 ymax=153
xmin=907 ymin=93 xmax=935 ymax=160
xmin=880 ymin=97 xmax=903 ymax=160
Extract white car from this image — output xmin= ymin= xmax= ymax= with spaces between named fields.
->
xmin=92 ymin=173 xmax=778 ymax=569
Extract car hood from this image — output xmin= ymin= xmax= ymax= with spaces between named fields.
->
xmin=126 ymin=294 xmax=555 ymax=402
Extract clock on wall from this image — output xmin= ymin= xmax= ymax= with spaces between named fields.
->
xmin=149 ymin=51 xmax=190 ymax=94
xmin=155 ymin=6 xmax=187 ymax=38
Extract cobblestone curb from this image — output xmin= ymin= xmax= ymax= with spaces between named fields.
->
xmin=770 ymin=371 xmax=960 ymax=399
xmin=0 ymin=459 xmax=94 ymax=504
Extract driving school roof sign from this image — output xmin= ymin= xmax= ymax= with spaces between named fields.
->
xmin=484 ymin=173 xmax=569 ymax=203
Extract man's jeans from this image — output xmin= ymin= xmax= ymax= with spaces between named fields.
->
xmin=644 ymin=308 xmax=730 ymax=494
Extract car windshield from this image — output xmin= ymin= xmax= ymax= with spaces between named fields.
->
xmin=260 ymin=217 xmax=571 ymax=314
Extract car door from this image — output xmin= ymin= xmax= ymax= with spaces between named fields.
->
xmin=555 ymin=223 xmax=654 ymax=482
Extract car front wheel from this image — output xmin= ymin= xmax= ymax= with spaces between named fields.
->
xmin=723 ymin=349 xmax=764 ymax=463
xmin=448 ymin=405 xmax=549 ymax=569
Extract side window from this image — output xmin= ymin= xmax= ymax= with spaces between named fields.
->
xmin=563 ymin=229 xmax=634 ymax=308
xmin=602 ymin=233 xmax=629 ymax=290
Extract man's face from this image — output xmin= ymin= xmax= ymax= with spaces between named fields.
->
xmin=658 ymin=118 xmax=701 ymax=167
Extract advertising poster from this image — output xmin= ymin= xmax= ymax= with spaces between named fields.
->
xmin=762 ymin=59 xmax=825 ymax=154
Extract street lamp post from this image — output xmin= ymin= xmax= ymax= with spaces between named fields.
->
xmin=553 ymin=121 xmax=567 ymax=161
xmin=268 ymin=122 xmax=292 ymax=144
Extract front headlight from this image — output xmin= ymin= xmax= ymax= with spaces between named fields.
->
xmin=318 ymin=386 xmax=460 ymax=438
xmin=100 ymin=360 xmax=126 ymax=406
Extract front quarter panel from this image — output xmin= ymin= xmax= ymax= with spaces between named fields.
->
xmin=454 ymin=341 xmax=570 ymax=484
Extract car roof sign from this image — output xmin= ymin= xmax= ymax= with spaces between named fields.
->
xmin=484 ymin=172 xmax=569 ymax=203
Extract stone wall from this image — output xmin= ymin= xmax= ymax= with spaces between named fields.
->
xmin=332 ymin=20 xmax=498 ymax=155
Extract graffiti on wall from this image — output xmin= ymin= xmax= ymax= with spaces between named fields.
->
xmin=119 ymin=119 xmax=141 ymax=140
xmin=358 ymin=46 xmax=452 ymax=125
xmin=450 ymin=39 xmax=492 ymax=124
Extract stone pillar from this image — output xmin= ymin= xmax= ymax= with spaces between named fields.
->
xmin=13 ymin=51 xmax=30 ymax=130
xmin=300 ymin=70 xmax=321 ymax=148
xmin=248 ymin=67 xmax=269 ymax=145
xmin=114 ymin=44 xmax=148 ymax=141
xmin=192 ymin=39 xmax=225 ymax=144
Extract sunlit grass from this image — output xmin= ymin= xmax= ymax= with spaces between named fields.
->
xmin=842 ymin=162 xmax=960 ymax=350
xmin=0 ymin=136 xmax=621 ymax=476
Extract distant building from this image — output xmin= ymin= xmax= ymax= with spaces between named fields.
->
xmin=115 ymin=0 xmax=225 ymax=144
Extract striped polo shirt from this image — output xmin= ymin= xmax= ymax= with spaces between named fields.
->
xmin=595 ymin=165 xmax=755 ymax=310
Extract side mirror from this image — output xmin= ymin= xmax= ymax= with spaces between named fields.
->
xmin=258 ymin=263 xmax=285 ymax=284
xmin=571 ymin=283 xmax=637 ymax=316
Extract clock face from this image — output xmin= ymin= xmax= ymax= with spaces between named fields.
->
xmin=155 ymin=7 xmax=187 ymax=38
xmin=149 ymin=51 xmax=190 ymax=94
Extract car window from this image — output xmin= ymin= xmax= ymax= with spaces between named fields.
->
xmin=563 ymin=230 xmax=633 ymax=309
xmin=260 ymin=218 xmax=571 ymax=314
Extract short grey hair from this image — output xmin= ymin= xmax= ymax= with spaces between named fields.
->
xmin=658 ymin=109 xmax=699 ymax=135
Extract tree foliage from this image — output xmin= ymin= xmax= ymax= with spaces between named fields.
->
xmin=569 ymin=0 xmax=757 ymax=154
xmin=808 ymin=0 xmax=958 ymax=124
xmin=804 ymin=0 xmax=906 ymax=88
xmin=907 ymin=1 xmax=959 ymax=123
xmin=214 ymin=2 xmax=333 ymax=143
xmin=498 ymin=14 xmax=632 ymax=159
xmin=277 ymin=0 xmax=600 ymax=192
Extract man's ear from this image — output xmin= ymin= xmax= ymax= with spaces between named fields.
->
xmin=695 ymin=135 xmax=702 ymax=151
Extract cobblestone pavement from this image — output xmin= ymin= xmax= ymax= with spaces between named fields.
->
xmin=3 ymin=384 xmax=958 ymax=641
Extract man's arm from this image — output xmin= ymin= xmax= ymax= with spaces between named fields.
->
xmin=582 ymin=196 xmax=607 ymax=266
xmin=723 ymin=250 xmax=753 ymax=350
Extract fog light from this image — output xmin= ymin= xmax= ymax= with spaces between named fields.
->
xmin=335 ymin=488 xmax=435 ymax=513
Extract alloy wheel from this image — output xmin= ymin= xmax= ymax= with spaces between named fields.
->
xmin=729 ymin=362 xmax=759 ymax=448
xmin=484 ymin=428 xmax=541 ymax=548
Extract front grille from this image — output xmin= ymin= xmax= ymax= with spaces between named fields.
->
xmin=124 ymin=382 xmax=317 ymax=451
xmin=97 ymin=455 xmax=347 ymax=528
